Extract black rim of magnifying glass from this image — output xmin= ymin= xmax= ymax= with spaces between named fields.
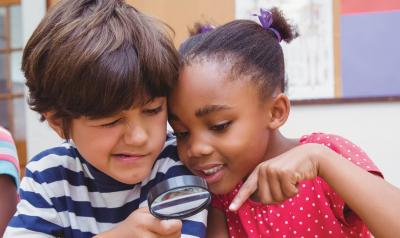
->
xmin=148 ymin=175 xmax=211 ymax=220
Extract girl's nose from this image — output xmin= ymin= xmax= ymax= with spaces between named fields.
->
xmin=187 ymin=136 xmax=213 ymax=159
xmin=124 ymin=122 xmax=148 ymax=146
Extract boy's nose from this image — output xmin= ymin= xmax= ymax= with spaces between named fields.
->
xmin=124 ymin=123 xmax=148 ymax=146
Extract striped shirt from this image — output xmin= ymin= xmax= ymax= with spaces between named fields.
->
xmin=5 ymin=136 xmax=207 ymax=238
xmin=0 ymin=126 xmax=20 ymax=187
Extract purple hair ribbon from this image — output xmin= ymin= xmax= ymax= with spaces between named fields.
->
xmin=200 ymin=25 xmax=215 ymax=34
xmin=253 ymin=8 xmax=282 ymax=42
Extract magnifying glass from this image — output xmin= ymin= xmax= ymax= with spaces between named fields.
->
xmin=148 ymin=175 xmax=211 ymax=220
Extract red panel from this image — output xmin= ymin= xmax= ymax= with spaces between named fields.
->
xmin=341 ymin=0 xmax=400 ymax=15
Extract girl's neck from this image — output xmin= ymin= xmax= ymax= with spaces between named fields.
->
xmin=264 ymin=130 xmax=299 ymax=161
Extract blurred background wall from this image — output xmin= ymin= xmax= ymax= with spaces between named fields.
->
xmin=1 ymin=0 xmax=398 ymax=186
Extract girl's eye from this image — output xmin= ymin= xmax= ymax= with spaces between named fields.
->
xmin=210 ymin=121 xmax=232 ymax=132
xmin=143 ymin=105 xmax=163 ymax=115
xmin=173 ymin=131 xmax=189 ymax=140
xmin=101 ymin=118 xmax=121 ymax=128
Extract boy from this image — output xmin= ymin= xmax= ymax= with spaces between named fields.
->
xmin=4 ymin=0 xmax=206 ymax=237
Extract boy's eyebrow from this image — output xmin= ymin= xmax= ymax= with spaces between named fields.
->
xmin=195 ymin=104 xmax=232 ymax=117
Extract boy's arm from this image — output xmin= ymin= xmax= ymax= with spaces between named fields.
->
xmin=206 ymin=207 xmax=228 ymax=238
xmin=94 ymin=207 xmax=182 ymax=238
xmin=4 ymin=167 xmax=63 ymax=237
xmin=0 ymin=174 xmax=18 ymax=237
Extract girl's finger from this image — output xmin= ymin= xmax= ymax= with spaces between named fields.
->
xmin=281 ymin=172 xmax=300 ymax=198
xmin=265 ymin=169 xmax=285 ymax=203
xmin=229 ymin=167 xmax=259 ymax=211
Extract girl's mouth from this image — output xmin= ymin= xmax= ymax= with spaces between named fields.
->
xmin=195 ymin=164 xmax=225 ymax=184
xmin=202 ymin=165 xmax=224 ymax=175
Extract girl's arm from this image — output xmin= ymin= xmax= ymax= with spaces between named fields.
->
xmin=318 ymin=146 xmax=400 ymax=238
xmin=229 ymin=143 xmax=400 ymax=238
xmin=206 ymin=207 xmax=229 ymax=238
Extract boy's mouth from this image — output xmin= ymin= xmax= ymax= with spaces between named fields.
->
xmin=112 ymin=153 xmax=148 ymax=162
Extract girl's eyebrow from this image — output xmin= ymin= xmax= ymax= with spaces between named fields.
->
xmin=195 ymin=104 xmax=232 ymax=117
xmin=168 ymin=104 xmax=232 ymax=122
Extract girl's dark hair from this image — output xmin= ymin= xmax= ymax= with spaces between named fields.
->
xmin=182 ymin=7 xmax=298 ymax=99
xmin=179 ymin=22 xmax=215 ymax=58
xmin=23 ymin=0 xmax=179 ymax=138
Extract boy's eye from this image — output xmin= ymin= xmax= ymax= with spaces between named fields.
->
xmin=143 ymin=105 xmax=163 ymax=115
xmin=210 ymin=121 xmax=232 ymax=132
xmin=100 ymin=118 xmax=121 ymax=128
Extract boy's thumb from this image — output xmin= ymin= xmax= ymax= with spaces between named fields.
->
xmin=159 ymin=219 xmax=182 ymax=235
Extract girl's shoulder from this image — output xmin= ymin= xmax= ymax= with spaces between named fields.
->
xmin=300 ymin=132 xmax=381 ymax=176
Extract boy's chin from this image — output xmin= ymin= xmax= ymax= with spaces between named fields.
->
xmin=111 ymin=167 xmax=153 ymax=185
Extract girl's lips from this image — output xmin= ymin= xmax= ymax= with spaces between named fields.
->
xmin=194 ymin=164 xmax=225 ymax=185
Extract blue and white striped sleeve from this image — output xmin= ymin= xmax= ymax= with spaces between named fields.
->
xmin=152 ymin=136 xmax=208 ymax=238
xmin=4 ymin=158 xmax=64 ymax=237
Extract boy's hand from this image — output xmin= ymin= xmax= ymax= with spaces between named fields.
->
xmin=229 ymin=144 xmax=322 ymax=211
xmin=96 ymin=207 xmax=182 ymax=238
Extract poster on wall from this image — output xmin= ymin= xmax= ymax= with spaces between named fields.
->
xmin=235 ymin=0 xmax=336 ymax=100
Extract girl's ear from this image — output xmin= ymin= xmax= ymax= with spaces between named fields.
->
xmin=267 ymin=93 xmax=290 ymax=130
xmin=42 ymin=111 xmax=66 ymax=139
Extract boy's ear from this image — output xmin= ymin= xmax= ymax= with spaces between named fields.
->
xmin=42 ymin=111 xmax=65 ymax=139
xmin=267 ymin=93 xmax=290 ymax=130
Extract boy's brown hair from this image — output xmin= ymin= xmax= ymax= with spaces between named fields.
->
xmin=22 ymin=0 xmax=179 ymax=138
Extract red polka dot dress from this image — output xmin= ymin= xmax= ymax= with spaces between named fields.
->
xmin=212 ymin=133 xmax=382 ymax=238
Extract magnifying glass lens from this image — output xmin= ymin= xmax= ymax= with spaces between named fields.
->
xmin=148 ymin=176 xmax=211 ymax=219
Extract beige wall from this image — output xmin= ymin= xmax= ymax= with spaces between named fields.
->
xmin=48 ymin=0 xmax=235 ymax=47
xmin=127 ymin=0 xmax=234 ymax=46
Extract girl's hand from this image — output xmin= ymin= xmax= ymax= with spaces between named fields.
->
xmin=229 ymin=143 xmax=323 ymax=211
xmin=95 ymin=207 xmax=182 ymax=238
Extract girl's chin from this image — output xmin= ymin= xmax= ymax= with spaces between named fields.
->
xmin=208 ymin=183 xmax=237 ymax=195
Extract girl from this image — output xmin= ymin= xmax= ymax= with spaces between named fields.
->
xmin=169 ymin=8 xmax=400 ymax=238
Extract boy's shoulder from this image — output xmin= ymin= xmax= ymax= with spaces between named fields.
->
xmin=26 ymin=142 xmax=84 ymax=181
xmin=141 ymin=132 xmax=192 ymax=185
xmin=158 ymin=132 xmax=179 ymax=162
